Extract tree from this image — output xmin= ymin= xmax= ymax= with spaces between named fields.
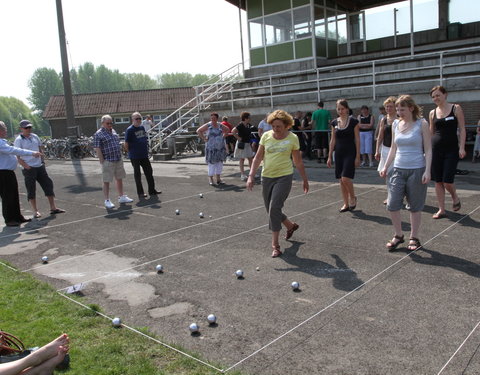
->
xmin=0 ymin=97 xmax=49 ymax=137
xmin=28 ymin=68 xmax=63 ymax=114
xmin=125 ymin=73 xmax=159 ymax=90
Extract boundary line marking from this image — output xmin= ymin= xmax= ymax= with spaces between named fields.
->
xmin=436 ymin=319 xmax=480 ymax=375
xmin=24 ymin=184 xmax=338 ymax=273
xmin=223 ymin=204 xmax=480 ymax=372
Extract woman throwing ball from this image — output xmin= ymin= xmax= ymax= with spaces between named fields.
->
xmin=247 ymin=110 xmax=309 ymax=258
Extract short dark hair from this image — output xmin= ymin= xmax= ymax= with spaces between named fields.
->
xmin=318 ymin=101 xmax=324 ymax=108
xmin=210 ymin=112 xmax=219 ymax=119
xmin=361 ymin=105 xmax=369 ymax=110
xmin=240 ymin=112 xmax=251 ymax=121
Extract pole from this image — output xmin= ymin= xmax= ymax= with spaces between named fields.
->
xmin=238 ymin=0 xmax=245 ymax=75
xmin=410 ymin=0 xmax=414 ymax=56
xmin=55 ymin=0 xmax=76 ymax=133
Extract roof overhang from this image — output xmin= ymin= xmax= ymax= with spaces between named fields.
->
xmin=224 ymin=0 xmax=406 ymax=12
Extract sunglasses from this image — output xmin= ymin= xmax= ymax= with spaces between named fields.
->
xmin=134 ymin=117 xmax=142 ymax=121
xmin=105 ymin=122 xmax=113 ymax=125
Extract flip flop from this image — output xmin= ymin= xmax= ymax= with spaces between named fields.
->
xmin=432 ymin=212 xmax=447 ymax=219
xmin=453 ymin=200 xmax=461 ymax=212
xmin=50 ymin=208 xmax=66 ymax=214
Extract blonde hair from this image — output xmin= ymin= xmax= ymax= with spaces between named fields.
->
xmin=267 ymin=109 xmax=294 ymax=128
xmin=383 ymin=96 xmax=397 ymax=106
xmin=101 ymin=115 xmax=113 ymax=123
xmin=395 ymin=95 xmax=422 ymax=120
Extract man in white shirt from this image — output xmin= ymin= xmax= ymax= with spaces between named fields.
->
xmin=14 ymin=120 xmax=65 ymax=218
xmin=0 ymin=121 xmax=41 ymax=226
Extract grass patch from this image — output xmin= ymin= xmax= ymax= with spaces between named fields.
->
xmin=0 ymin=263 xmax=242 ymax=375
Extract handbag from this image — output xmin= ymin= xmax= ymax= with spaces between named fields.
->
xmin=0 ymin=331 xmax=25 ymax=356
xmin=237 ymin=142 xmax=245 ymax=150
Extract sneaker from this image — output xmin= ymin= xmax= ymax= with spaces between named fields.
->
xmin=360 ymin=161 xmax=366 ymax=167
xmin=240 ymin=174 xmax=247 ymax=181
xmin=104 ymin=199 xmax=115 ymax=209
xmin=369 ymin=162 xmax=374 ymax=167
xmin=118 ymin=195 xmax=133 ymax=203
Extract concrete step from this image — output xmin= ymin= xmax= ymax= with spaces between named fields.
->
xmin=152 ymin=153 xmax=172 ymax=161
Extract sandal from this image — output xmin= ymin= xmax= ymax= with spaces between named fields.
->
xmin=339 ymin=205 xmax=350 ymax=212
xmin=50 ymin=208 xmax=65 ymax=214
xmin=432 ymin=211 xmax=447 ymax=219
xmin=386 ymin=234 xmax=404 ymax=251
xmin=349 ymin=196 xmax=357 ymax=211
xmin=271 ymin=245 xmax=282 ymax=258
xmin=407 ymin=237 xmax=421 ymax=251
xmin=453 ymin=200 xmax=461 ymax=212
xmin=33 ymin=212 xmax=42 ymax=218
xmin=285 ymin=223 xmax=299 ymax=240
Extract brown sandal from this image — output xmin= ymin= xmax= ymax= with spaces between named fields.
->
xmin=386 ymin=234 xmax=404 ymax=251
xmin=407 ymin=237 xmax=421 ymax=251
xmin=271 ymin=245 xmax=282 ymax=258
xmin=453 ymin=200 xmax=461 ymax=212
xmin=285 ymin=223 xmax=299 ymax=240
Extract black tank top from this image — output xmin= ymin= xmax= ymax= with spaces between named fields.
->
xmin=382 ymin=117 xmax=393 ymax=148
xmin=359 ymin=114 xmax=372 ymax=132
xmin=432 ymin=105 xmax=459 ymax=151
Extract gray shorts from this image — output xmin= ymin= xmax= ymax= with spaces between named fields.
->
xmin=387 ymin=167 xmax=427 ymax=212
xmin=102 ymin=160 xmax=126 ymax=182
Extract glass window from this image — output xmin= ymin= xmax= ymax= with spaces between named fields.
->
xmin=264 ymin=11 xmax=293 ymax=45
xmin=294 ymin=6 xmax=311 ymax=39
xmin=326 ymin=8 xmax=336 ymax=40
xmin=314 ymin=6 xmax=326 ymax=38
xmin=114 ymin=117 xmax=129 ymax=124
xmin=349 ymin=13 xmax=364 ymax=41
xmin=249 ymin=19 xmax=264 ymax=48
xmin=337 ymin=14 xmax=347 ymax=43
xmin=449 ymin=0 xmax=480 ymax=23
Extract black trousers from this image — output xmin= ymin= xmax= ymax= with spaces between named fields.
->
xmin=0 ymin=170 xmax=24 ymax=223
xmin=130 ymin=158 xmax=156 ymax=195
xmin=22 ymin=164 xmax=54 ymax=200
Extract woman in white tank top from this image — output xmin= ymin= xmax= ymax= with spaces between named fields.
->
xmin=380 ymin=95 xmax=432 ymax=252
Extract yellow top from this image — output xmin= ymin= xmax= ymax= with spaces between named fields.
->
xmin=260 ymin=130 xmax=299 ymax=178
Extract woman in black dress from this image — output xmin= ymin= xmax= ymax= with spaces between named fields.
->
xmin=429 ymin=86 xmax=466 ymax=219
xmin=327 ymin=99 xmax=360 ymax=212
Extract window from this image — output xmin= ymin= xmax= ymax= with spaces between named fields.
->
xmin=114 ymin=117 xmax=129 ymax=124
xmin=249 ymin=19 xmax=264 ymax=48
xmin=294 ymin=6 xmax=311 ymax=39
xmin=265 ymin=11 xmax=292 ymax=45
xmin=314 ymin=6 xmax=326 ymax=38
xmin=449 ymin=0 xmax=480 ymax=23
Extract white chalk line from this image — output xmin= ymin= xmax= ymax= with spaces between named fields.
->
xmin=436 ymin=319 xmax=480 ymax=375
xmin=0 ymin=260 xmax=18 ymax=272
xmin=55 ymin=185 xmax=370 ymax=291
xmin=223 ymin=203 xmax=480 ymax=372
xmin=24 ymin=183 xmax=336 ymax=273
xmin=0 ymin=187 xmax=225 ymax=240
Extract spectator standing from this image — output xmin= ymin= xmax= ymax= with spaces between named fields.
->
xmin=197 ymin=113 xmax=229 ymax=185
xmin=474 ymin=120 xmax=480 ymax=161
xmin=125 ymin=112 xmax=161 ymax=198
xmin=232 ymin=112 xmax=255 ymax=181
xmin=357 ymin=105 xmax=375 ymax=167
xmin=141 ymin=115 xmax=152 ymax=132
xmin=312 ymin=102 xmax=331 ymax=163
xmin=221 ymin=116 xmax=236 ymax=158
xmin=302 ymin=112 xmax=313 ymax=159
xmin=257 ymin=114 xmax=272 ymax=138
xmin=0 ymin=121 xmax=42 ymax=226
xmin=327 ymin=99 xmax=360 ymax=212
xmin=246 ymin=110 xmax=309 ymax=258
xmin=375 ymin=97 xmax=397 ymax=205
xmin=429 ymin=86 xmax=466 ymax=219
xmin=93 ymin=115 xmax=133 ymax=208
xmin=292 ymin=111 xmax=306 ymax=157
xmin=14 ymin=120 xmax=65 ymax=218
xmin=380 ymin=95 xmax=432 ymax=251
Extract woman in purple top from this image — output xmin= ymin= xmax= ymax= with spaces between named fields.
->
xmin=428 ymin=86 xmax=466 ymax=219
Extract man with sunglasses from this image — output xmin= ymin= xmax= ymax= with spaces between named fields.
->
xmin=93 ymin=115 xmax=133 ymax=208
xmin=124 ymin=112 xmax=160 ymax=198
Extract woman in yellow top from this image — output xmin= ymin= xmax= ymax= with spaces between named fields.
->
xmin=247 ymin=110 xmax=309 ymax=258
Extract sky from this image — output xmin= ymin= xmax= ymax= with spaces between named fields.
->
xmin=0 ymin=0 xmax=247 ymax=105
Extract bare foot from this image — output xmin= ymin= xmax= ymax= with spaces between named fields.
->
xmin=24 ymin=334 xmax=69 ymax=368
xmin=24 ymin=346 xmax=69 ymax=375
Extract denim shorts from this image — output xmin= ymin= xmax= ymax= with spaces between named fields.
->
xmin=387 ymin=167 xmax=427 ymax=212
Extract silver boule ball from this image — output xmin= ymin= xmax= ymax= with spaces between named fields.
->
xmin=41 ymin=256 xmax=48 ymax=264
xmin=235 ymin=269 xmax=244 ymax=278
xmin=291 ymin=281 xmax=300 ymax=290
xmin=207 ymin=314 xmax=217 ymax=324
xmin=112 ymin=317 xmax=122 ymax=327
xmin=155 ymin=264 xmax=163 ymax=273
xmin=175 ymin=209 xmax=180 ymax=215
xmin=256 ymin=267 xmax=260 ymax=271
xmin=199 ymin=193 xmax=203 ymax=198
xmin=199 ymin=212 xmax=204 ymax=218
xmin=189 ymin=323 xmax=199 ymax=333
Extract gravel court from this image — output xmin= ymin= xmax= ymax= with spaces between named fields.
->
xmin=1 ymin=159 xmax=479 ymax=374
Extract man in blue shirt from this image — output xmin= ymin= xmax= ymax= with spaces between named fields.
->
xmin=0 ymin=121 xmax=41 ymax=226
xmin=124 ymin=112 xmax=160 ymax=198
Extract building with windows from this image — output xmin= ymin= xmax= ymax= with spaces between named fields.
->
xmin=43 ymin=87 xmax=195 ymax=138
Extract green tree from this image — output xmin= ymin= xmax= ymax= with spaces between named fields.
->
xmin=125 ymin=73 xmax=159 ymax=90
xmin=156 ymin=72 xmax=194 ymax=88
xmin=28 ymin=68 xmax=63 ymax=114
xmin=0 ymin=97 xmax=49 ymax=137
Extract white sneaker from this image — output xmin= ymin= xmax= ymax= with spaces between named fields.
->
xmin=118 ymin=195 xmax=133 ymax=203
xmin=104 ymin=199 xmax=115 ymax=209
xmin=240 ymin=174 xmax=247 ymax=181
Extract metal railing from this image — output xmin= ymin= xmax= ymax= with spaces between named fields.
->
xmin=148 ymin=63 xmax=243 ymax=153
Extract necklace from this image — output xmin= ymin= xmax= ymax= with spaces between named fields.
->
xmin=337 ymin=117 xmax=349 ymax=129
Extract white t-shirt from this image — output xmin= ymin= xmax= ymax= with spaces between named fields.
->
xmin=14 ymin=133 xmax=42 ymax=167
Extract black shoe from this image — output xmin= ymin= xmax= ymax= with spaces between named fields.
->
xmin=6 ymin=221 xmax=21 ymax=226
xmin=19 ymin=217 xmax=32 ymax=223
xmin=149 ymin=190 xmax=162 ymax=195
